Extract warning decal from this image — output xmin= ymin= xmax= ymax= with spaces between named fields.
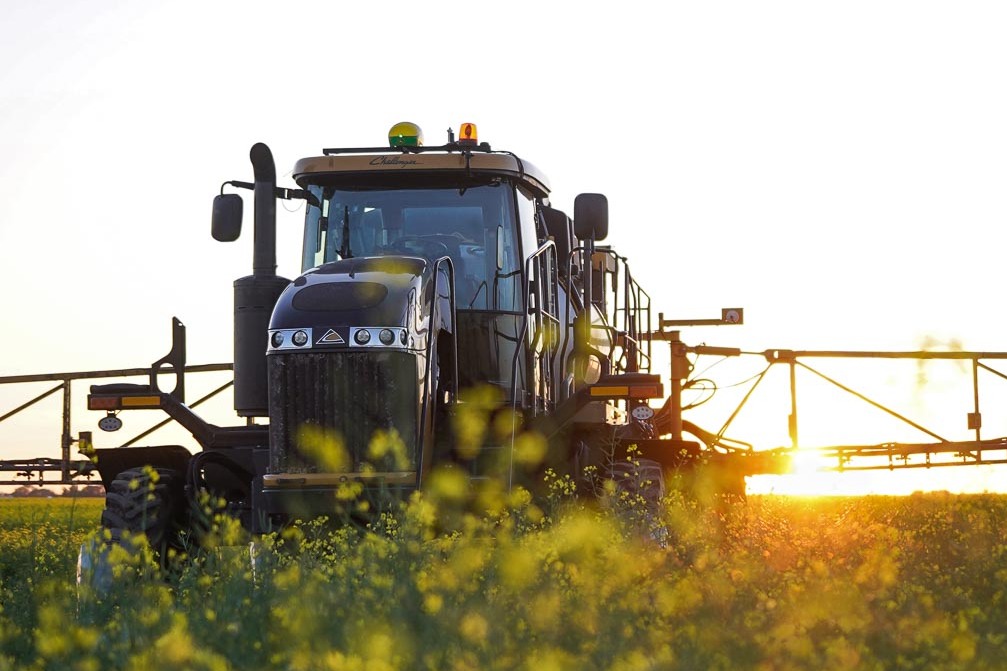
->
xmin=316 ymin=329 xmax=346 ymax=345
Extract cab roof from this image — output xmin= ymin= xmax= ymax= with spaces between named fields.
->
xmin=292 ymin=147 xmax=551 ymax=197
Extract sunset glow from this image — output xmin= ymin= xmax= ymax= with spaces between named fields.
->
xmin=2 ymin=3 xmax=1006 ymax=499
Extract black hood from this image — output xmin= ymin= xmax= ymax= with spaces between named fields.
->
xmin=268 ymin=256 xmax=431 ymax=350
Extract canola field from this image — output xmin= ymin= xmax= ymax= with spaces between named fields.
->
xmin=2 ymin=484 xmax=1007 ymax=670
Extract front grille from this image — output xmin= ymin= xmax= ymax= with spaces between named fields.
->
xmin=267 ymin=351 xmax=419 ymax=474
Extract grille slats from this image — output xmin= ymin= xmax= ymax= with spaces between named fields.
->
xmin=268 ymin=352 xmax=419 ymax=474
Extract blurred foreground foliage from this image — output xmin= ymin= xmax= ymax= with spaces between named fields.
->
xmin=3 ymin=485 xmax=1007 ymax=670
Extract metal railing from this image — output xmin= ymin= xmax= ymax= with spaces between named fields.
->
xmin=682 ymin=346 xmax=1007 ymax=472
xmin=581 ymin=247 xmax=654 ymax=376
xmin=0 ymin=364 xmax=232 ymax=486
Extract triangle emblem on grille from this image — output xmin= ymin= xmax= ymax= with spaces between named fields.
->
xmin=317 ymin=329 xmax=345 ymax=345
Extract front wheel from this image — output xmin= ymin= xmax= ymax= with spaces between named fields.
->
xmin=78 ymin=467 xmax=187 ymax=591
xmin=101 ymin=466 xmax=187 ymax=558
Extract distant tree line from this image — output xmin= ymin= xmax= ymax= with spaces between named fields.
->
xmin=4 ymin=484 xmax=105 ymax=498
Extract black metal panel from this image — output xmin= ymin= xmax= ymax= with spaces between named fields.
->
xmin=234 ymin=275 xmax=290 ymax=416
xmin=455 ymin=311 xmax=524 ymax=395
xmin=91 ymin=445 xmax=192 ymax=490
xmin=269 ymin=257 xmax=424 ymax=333
xmin=267 ymin=352 xmax=420 ymax=473
xmin=292 ymin=282 xmax=388 ymax=312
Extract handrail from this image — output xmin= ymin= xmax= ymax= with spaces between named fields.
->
xmin=508 ymin=240 xmax=560 ymax=419
xmin=569 ymin=245 xmax=654 ymax=377
xmin=417 ymin=256 xmax=458 ymax=484
xmin=623 ymin=263 xmax=653 ymax=373
xmin=607 ymin=250 xmax=653 ymax=373
xmin=504 ymin=241 xmax=559 ymax=490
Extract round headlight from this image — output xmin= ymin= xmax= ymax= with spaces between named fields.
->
xmin=292 ymin=330 xmax=309 ymax=347
xmin=400 ymin=330 xmax=407 ymax=345
xmin=270 ymin=332 xmax=284 ymax=348
xmin=354 ymin=329 xmax=371 ymax=345
xmin=379 ymin=329 xmax=395 ymax=345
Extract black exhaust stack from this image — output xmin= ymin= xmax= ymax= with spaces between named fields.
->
xmin=233 ymin=143 xmax=290 ymax=417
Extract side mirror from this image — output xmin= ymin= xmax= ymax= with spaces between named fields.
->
xmin=211 ymin=194 xmax=243 ymax=242
xmin=573 ymin=193 xmax=608 ymax=242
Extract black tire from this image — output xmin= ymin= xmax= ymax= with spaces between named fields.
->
xmin=100 ymin=466 xmax=186 ymax=562
xmin=608 ymin=458 xmax=669 ymax=544
xmin=609 ymin=458 xmax=667 ymax=514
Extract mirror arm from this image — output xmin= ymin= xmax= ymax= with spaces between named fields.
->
xmin=221 ymin=181 xmax=317 ymax=207
xmin=276 ymin=187 xmax=319 ymax=207
xmin=220 ymin=180 xmax=254 ymax=195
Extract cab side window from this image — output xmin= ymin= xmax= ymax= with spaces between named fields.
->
xmin=515 ymin=187 xmax=539 ymax=264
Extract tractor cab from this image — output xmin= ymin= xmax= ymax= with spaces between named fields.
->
xmin=256 ymin=124 xmax=576 ymax=506
xmin=285 ymin=122 xmax=571 ymax=398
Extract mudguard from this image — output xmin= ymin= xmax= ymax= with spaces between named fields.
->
xmin=92 ymin=445 xmax=191 ymax=490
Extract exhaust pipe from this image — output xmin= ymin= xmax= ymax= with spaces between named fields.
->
xmin=251 ymin=142 xmax=278 ymax=278
xmin=233 ymin=143 xmax=290 ymax=417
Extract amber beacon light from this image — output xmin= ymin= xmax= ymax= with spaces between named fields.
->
xmin=458 ymin=122 xmax=478 ymax=145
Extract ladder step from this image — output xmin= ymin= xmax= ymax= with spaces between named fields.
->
xmin=588 ymin=373 xmax=663 ymax=400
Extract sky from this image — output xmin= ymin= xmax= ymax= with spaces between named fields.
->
xmin=1 ymin=0 xmax=1006 ymax=494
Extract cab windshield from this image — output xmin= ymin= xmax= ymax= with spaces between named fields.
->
xmin=302 ymin=180 xmax=522 ymax=311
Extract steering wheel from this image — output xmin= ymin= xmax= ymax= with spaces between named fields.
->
xmin=385 ymin=236 xmax=452 ymax=258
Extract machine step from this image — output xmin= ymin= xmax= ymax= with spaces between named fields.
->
xmin=587 ymin=373 xmax=664 ymax=400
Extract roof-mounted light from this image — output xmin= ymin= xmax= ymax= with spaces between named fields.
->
xmin=458 ymin=122 xmax=478 ymax=146
xmin=388 ymin=122 xmax=423 ymax=148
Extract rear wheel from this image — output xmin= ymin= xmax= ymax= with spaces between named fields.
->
xmin=607 ymin=457 xmax=668 ymax=544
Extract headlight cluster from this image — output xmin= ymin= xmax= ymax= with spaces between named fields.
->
xmin=269 ymin=328 xmax=313 ymax=351
xmin=269 ymin=327 xmax=409 ymax=351
xmin=351 ymin=327 xmax=409 ymax=348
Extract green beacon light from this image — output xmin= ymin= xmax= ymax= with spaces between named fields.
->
xmin=388 ymin=121 xmax=424 ymax=148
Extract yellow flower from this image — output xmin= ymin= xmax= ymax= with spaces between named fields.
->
xmin=513 ymin=432 xmax=548 ymax=467
xmin=427 ymin=467 xmax=469 ymax=504
xmin=296 ymin=425 xmax=350 ymax=472
xmin=423 ymin=593 xmax=444 ymax=614
xmin=459 ymin=612 xmax=489 ymax=643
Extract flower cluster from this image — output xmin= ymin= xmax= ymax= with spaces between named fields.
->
xmin=4 ymin=480 xmax=1007 ymax=668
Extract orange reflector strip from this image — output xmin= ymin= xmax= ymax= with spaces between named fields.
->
xmin=630 ymin=385 xmax=662 ymax=398
xmin=88 ymin=397 xmax=119 ymax=410
xmin=590 ymin=385 xmax=630 ymax=397
xmin=121 ymin=396 xmax=161 ymax=407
